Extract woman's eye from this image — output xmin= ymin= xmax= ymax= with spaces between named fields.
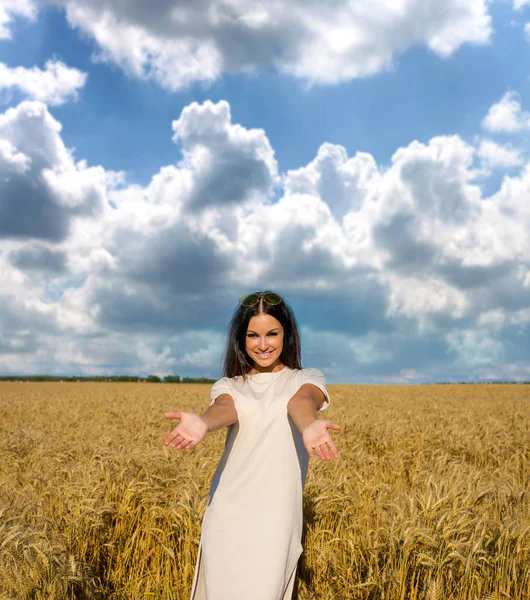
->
xmin=247 ymin=333 xmax=278 ymax=337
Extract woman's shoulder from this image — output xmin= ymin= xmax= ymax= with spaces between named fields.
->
xmin=294 ymin=367 xmax=327 ymax=386
xmin=297 ymin=366 xmax=325 ymax=377
xmin=210 ymin=376 xmax=232 ymax=391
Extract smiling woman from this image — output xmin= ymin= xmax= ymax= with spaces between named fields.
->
xmin=243 ymin=293 xmax=285 ymax=370
xmin=164 ymin=290 xmax=340 ymax=600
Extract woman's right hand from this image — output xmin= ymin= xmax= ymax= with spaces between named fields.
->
xmin=164 ymin=411 xmax=208 ymax=450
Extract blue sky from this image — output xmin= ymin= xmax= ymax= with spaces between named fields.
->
xmin=0 ymin=0 xmax=529 ymax=382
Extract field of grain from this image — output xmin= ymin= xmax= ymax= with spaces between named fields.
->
xmin=0 ymin=382 xmax=529 ymax=600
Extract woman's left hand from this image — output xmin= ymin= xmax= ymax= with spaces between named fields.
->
xmin=302 ymin=420 xmax=340 ymax=460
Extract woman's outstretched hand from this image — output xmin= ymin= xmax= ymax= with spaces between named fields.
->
xmin=164 ymin=411 xmax=208 ymax=450
xmin=302 ymin=420 xmax=340 ymax=460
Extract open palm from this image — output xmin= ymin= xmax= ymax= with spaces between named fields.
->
xmin=302 ymin=419 xmax=340 ymax=460
xmin=164 ymin=411 xmax=208 ymax=450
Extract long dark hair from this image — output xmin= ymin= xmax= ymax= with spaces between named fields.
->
xmin=223 ymin=291 xmax=302 ymax=379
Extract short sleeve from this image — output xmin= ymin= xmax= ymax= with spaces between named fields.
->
xmin=298 ymin=368 xmax=330 ymax=411
xmin=210 ymin=377 xmax=232 ymax=405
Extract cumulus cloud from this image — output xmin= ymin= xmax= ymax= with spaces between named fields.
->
xmin=0 ymin=0 xmax=36 ymax=39
xmin=171 ymin=100 xmax=278 ymax=211
xmin=0 ymin=101 xmax=118 ymax=242
xmin=1 ymin=98 xmax=529 ymax=381
xmin=0 ymin=59 xmax=87 ymax=105
xmin=477 ymin=139 xmax=524 ymax=169
xmin=51 ymin=0 xmax=493 ymax=90
xmin=284 ymin=144 xmax=380 ymax=222
xmin=482 ymin=91 xmax=530 ymax=133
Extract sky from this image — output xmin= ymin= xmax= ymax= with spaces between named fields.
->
xmin=0 ymin=0 xmax=530 ymax=383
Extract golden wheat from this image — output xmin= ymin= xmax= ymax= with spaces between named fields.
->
xmin=0 ymin=382 xmax=529 ymax=599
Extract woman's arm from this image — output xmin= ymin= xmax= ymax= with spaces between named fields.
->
xmin=164 ymin=393 xmax=237 ymax=450
xmin=287 ymin=384 xmax=340 ymax=460
xmin=200 ymin=393 xmax=238 ymax=432
xmin=287 ymin=383 xmax=326 ymax=431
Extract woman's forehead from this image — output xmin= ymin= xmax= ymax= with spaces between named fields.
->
xmin=247 ymin=313 xmax=283 ymax=331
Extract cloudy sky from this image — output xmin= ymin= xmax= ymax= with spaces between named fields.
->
xmin=0 ymin=0 xmax=529 ymax=383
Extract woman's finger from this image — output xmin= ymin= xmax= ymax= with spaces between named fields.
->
xmin=164 ymin=412 xmax=183 ymax=420
xmin=165 ymin=420 xmax=186 ymax=444
xmin=326 ymin=422 xmax=341 ymax=431
xmin=165 ymin=430 xmax=180 ymax=446
xmin=314 ymin=445 xmax=325 ymax=460
xmin=326 ymin=437 xmax=340 ymax=459
xmin=320 ymin=443 xmax=331 ymax=461
xmin=171 ymin=434 xmax=184 ymax=448
xmin=175 ymin=436 xmax=191 ymax=449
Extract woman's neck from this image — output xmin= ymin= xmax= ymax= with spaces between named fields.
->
xmin=248 ymin=361 xmax=286 ymax=374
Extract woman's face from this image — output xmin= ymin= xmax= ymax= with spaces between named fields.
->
xmin=245 ymin=313 xmax=284 ymax=372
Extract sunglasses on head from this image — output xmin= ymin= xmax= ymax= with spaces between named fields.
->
xmin=240 ymin=292 xmax=283 ymax=307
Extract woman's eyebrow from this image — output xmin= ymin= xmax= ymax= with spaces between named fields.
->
xmin=247 ymin=328 xmax=281 ymax=334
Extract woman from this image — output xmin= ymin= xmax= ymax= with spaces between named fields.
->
xmin=164 ymin=291 xmax=340 ymax=600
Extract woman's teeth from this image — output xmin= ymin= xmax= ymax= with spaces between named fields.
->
xmin=256 ymin=352 xmax=272 ymax=358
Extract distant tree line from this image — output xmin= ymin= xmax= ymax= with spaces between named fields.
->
xmin=1 ymin=376 xmax=528 ymax=384
xmin=0 ymin=375 xmax=217 ymax=383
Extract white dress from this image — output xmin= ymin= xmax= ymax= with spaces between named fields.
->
xmin=190 ymin=366 xmax=330 ymax=600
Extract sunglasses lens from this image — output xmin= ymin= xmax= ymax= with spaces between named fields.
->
xmin=240 ymin=293 xmax=260 ymax=307
xmin=240 ymin=292 xmax=283 ymax=307
xmin=263 ymin=292 xmax=282 ymax=305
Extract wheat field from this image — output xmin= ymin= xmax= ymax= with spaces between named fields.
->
xmin=0 ymin=382 xmax=529 ymax=600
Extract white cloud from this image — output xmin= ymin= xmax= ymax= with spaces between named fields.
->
xmin=518 ymin=266 xmax=530 ymax=288
xmin=51 ymin=0 xmax=493 ymax=90
xmin=348 ymin=331 xmax=394 ymax=365
xmin=1 ymin=99 xmax=529 ymax=381
xmin=284 ymin=144 xmax=380 ymax=222
xmin=60 ymin=2 xmax=222 ymax=91
xmin=386 ymin=275 xmax=470 ymax=325
xmin=474 ymin=362 xmax=530 ymax=382
xmin=0 ymin=59 xmax=87 ymax=105
xmin=482 ymin=91 xmax=530 ymax=133
xmin=0 ymin=100 xmax=122 ymax=242
xmin=514 ymin=0 xmax=530 ymax=10
xmin=478 ymin=139 xmax=524 ymax=169
xmin=446 ymin=329 xmax=504 ymax=366
xmin=0 ymin=138 xmax=30 ymax=173
xmin=171 ymin=100 xmax=279 ymax=211
xmin=477 ymin=309 xmax=506 ymax=328
xmin=0 ymin=0 xmax=36 ymax=39
xmin=398 ymin=368 xmax=422 ymax=381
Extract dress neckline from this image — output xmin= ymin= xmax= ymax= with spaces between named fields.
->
xmin=247 ymin=366 xmax=290 ymax=377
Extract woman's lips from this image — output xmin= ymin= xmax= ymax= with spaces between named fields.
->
xmin=256 ymin=352 xmax=272 ymax=359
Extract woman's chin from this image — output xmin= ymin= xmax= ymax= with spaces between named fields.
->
xmin=250 ymin=356 xmax=284 ymax=371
